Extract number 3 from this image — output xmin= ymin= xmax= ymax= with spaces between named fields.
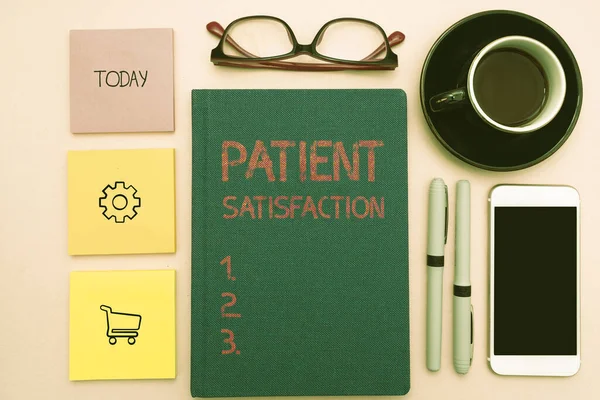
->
xmin=221 ymin=329 xmax=237 ymax=354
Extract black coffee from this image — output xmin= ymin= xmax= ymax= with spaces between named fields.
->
xmin=473 ymin=49 xmax=547 ymax=127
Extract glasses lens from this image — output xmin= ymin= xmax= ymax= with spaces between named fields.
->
xmin=316 ymin=20 xmax=388 ymax=62
xmin=223 ymin=18 xmax=294 ymax=58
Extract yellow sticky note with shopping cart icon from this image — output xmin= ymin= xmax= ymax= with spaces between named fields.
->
xmin=67 ymin=148 xmax=176 ymax=255
xmin=69 ymin=270 xmax=176 ymax=380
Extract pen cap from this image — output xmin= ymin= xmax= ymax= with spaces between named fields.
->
xmin=454 ymin=180 xmax=470 ymax=285
xmin=427 ymin=178 xmax=447 ymax=256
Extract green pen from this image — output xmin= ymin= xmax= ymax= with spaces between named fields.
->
xmin=453 ymin=180 xmax=473 ymax=374
xmin=426 ymin=178 xmax=448 ymax=372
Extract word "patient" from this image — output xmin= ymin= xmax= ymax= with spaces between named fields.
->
xmin=222 ymin=140 xmax=384 ymax=182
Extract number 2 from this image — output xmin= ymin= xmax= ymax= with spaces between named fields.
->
xmin=221 ymin=292 xmax=242 ymax=318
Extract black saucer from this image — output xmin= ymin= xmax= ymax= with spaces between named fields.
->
xmin=420 ymin=10 xmax=583 ymax=171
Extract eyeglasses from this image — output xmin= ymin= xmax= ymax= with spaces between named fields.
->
xmin=207 ymin=16 xmax=405 ymax=71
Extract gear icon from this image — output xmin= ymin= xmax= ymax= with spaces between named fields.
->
xmin=99 ymin=181 xmax=141 ymax=223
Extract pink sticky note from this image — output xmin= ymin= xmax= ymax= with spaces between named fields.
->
xmin=70 ymin=28 xmax=174 ymax=133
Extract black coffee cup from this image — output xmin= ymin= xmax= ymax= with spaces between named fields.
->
xmin=429 ymin=35 xmax=566 ymax=134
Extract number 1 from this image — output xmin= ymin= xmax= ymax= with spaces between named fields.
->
xmin=220 ymin=256 xmax=235 ymax=280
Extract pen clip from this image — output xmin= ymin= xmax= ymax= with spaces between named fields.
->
xmin=444 ymin=185 xmax=449 ymax=244
xmin=470 ymin=304 xmax=474 ymax=365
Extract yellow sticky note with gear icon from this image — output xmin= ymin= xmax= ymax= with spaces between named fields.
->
xmin=68 ymin=148 xmax=175 ymax=255
xmin=69 ymin=270 xmax=176 ymax=380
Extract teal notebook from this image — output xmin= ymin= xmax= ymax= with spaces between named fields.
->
xmin=191 ymin=89 xmax=409 ymax=397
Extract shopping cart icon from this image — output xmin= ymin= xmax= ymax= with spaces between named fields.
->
xmin=100 ymin=305 xmax=142 ymax=345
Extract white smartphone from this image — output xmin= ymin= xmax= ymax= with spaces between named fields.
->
xmin=489 ymin=184 xmax=580 ymax=376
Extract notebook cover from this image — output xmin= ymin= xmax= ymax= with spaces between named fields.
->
xmin=191 ymin=89 xmax=409 ymax=397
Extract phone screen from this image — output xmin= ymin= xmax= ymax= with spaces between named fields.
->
xmin=494 ymin=206 xmax=577 ymax=356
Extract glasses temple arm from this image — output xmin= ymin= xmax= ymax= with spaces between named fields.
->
xmin=215 ymin=60 xmax=393 ymax=71
xmin=361 ymin=31 xmax=405 ymax=62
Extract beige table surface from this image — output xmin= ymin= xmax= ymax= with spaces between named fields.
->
xmin=1 ymin=0 xmax=599 ymax=399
